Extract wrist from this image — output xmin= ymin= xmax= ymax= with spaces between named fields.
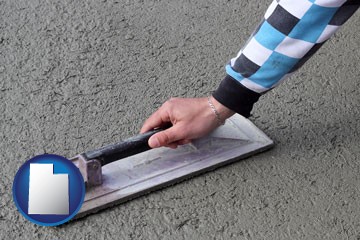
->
xmin=209 ymin=96 xmax=235 ymax=122
xmin=212 ymin=75 xmax=261 ymax=118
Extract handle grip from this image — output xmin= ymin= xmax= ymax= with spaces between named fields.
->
xmin=83 ymin=128 xmax=166 ymax=166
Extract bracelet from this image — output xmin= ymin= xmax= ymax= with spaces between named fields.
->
xmin=207 ymin=96 xmax=225 ymax=126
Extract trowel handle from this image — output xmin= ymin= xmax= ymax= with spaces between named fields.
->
xmin=83 ymin=127 xmax=167 ymax=166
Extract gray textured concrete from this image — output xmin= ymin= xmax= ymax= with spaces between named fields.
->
xmin=1 ymin=0 xmax=359 ymax=239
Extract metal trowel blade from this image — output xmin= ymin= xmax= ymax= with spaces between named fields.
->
xmin=71 ymin=114 xmax=274 ymax=219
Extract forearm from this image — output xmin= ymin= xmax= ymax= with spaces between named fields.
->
xmin=214 ymin=0 xmax=359 ymax=118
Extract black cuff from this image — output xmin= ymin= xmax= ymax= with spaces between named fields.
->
xmin=212 ymin=75 xmax=261 ymax=118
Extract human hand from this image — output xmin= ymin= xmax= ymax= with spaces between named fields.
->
xmin=140 ymin=97 xmax=235 ymax=148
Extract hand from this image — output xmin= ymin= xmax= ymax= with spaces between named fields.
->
xmin=140 ymin=97 xmax=235 ymax=148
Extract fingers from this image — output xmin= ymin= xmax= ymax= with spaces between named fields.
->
xmin=140 ymin=107 xmax=170 ymax=134
xmin=164 ymin=139 xmax=191 ymax=149
xmin=140 ymin=97 xmax=215 ymax=149
xmin=176 ymin=139 xmax=191 ymax=145
xmin=164 ymin=143 xmax=179 ymax=149
xmin=148 ymin=125 xmax=187 ymax=148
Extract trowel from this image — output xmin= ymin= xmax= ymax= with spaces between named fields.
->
xmin=71 ymin=114 xmax=274 ymax=218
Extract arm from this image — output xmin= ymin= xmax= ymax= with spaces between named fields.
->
xmin=213 ymin=0 xmax=359 ymax=117
xmin=141 ymin=0 xmax=359 ymax=148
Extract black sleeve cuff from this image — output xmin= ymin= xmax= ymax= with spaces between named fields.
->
xmin=212 ymin=75 xmax=261 ymax=118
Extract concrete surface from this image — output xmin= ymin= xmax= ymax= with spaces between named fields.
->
xmin=0 ymin=0 xmax=359 ymax=239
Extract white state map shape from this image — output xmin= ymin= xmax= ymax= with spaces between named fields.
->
xmin=28 ymin=163 xmax=69 ymax=215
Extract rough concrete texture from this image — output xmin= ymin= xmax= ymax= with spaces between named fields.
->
xmin=0 ymin=0 xmax=359 ymax=239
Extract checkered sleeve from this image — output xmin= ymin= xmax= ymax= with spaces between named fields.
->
xmin=213 ymin=0 xmax=359 ymax=118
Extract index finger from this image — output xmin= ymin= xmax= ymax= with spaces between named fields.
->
xmin=140 ymin=107 xmax=170 ymax=133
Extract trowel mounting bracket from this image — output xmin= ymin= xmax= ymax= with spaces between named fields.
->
xmin=77 ymin=154 xmax=102 ymax=187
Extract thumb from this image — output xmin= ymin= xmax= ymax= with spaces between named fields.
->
xmin=148 ymin=126 xmax=184 ymax=148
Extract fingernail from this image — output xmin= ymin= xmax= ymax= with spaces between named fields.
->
xmin=149 ymin=137 xmax=160 ymax=148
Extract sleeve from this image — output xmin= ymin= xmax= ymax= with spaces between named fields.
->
xmin=212 ymin=0 xmax=359 ymax=118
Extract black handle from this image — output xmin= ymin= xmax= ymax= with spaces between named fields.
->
xmin=83 ymin=128 xmax=167 ymax=166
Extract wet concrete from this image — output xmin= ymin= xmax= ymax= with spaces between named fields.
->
xmin=1 ymin=0 xmax=359 ymax=239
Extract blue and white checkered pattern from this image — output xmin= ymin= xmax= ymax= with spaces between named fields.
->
xmin=226 ymin=0 xmax=357 ymax=94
